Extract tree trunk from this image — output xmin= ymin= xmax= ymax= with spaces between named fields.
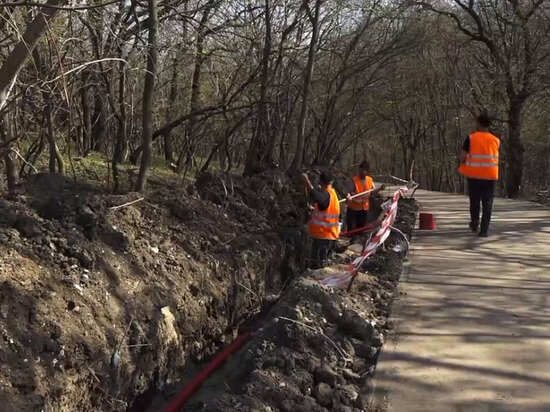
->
xmin=289 ymin=0 xmax=321 ymax=171
xmin=177 ymin=2 xmax=213 ymax=173
xmin=0 ymin=0 xmax=66 ymax=109
xmin=113 ymin=57 xmax=127 ymax=193
xmin=32 ymin=47 xmax=64 ymax=175
xmin=164 ymin=54 xmax=179 ymax=163
xmin=244 ymin=0 xmax=272 ymax=175
xmin=0 ymin=119 xmax=18 ymax=195
xmin=46 ymin=103 xmax=56 ymax=173
xmin=505 ymin=98 xmax=525 ymax=198
xmin=0 ymin=0 xmax=65 ymax=188
xmin=92 ymin=92 xmax=106 ymax=151
xmin=81 ymin=86 xmax=92 ymax=155
xmin=135 ymin=0 xmax=158 ymax=191
xmin=45 ymin=99 xmax=65 ymax=174
xmin=24 ymin=130 xmax=46 ymax=176
xmin=4 ymin=149 xmax=18 ymax=195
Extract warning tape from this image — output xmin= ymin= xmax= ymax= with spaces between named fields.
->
xmin=319 ymin=183 xmax=417 ymax=288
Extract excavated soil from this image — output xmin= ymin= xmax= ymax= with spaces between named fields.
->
xmin=154 ymin=197 xmax=418 ymax=412
xmin=0 ymin=167 xmax=417 ymax=412
xmin=0 ymin=170 xmax=309 ymax=411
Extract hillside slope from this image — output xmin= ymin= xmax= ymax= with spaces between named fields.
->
xmin=0 ymin=170 xmax=304 ymax=411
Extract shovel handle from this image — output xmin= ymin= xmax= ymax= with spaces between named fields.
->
xmin=339 ymin=188 xmax=376 ymax=203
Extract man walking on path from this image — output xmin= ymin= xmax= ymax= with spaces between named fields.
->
xmin=458 ymin=113 xmax=501 ymax=237
xmin=345 ymin=161 xmax=384 ymax=231
xmin=302 ymin=171 xmax=341 ymax=268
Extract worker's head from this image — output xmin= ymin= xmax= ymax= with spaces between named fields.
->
xmin=357 ymin=160 xmax=370 ymax=179
xmin=476 ymin=112 xmax=492 ymax=130
xmin=319 ymin=171 xmax=333 ymax=187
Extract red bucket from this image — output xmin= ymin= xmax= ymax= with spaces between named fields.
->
xmin=419 ymin=212 xmax=436 ymax=230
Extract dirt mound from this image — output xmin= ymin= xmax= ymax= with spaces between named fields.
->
xmin=0 ymin=167 xmax=416 ymax=411
xmin=163 ymin=198 xmax=418 ymax=412
xmin=0 ymin=170 xmax=307 ymax=411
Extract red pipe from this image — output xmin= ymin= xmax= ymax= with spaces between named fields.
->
xmin=340 ymin=222 xmax=377 ymax=238
xmin=163 ymin=332 xmax=253 ymax=412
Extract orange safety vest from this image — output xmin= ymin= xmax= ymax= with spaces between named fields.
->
xmin=458 ymin=131 xmax=500 ymax=180
xmin=309 ymin=186 xmax=341 ymax=240
xmin=347 ymin=175 xmax=374 ymax=211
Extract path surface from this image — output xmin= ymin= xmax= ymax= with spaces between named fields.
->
xmin=373 ymin=190 xmax=550 ymax=411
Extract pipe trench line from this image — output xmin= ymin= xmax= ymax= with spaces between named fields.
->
xmin=163 ymin=332 xmax=253 ymax=412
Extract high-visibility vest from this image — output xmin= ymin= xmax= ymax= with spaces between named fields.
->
xmin=347 ymin=175 xmax=374 ymax=211
xmin=458 ymin=131 xmax=500 ymax=180
xmin=309 ymin=186 xmax=341 ymax=240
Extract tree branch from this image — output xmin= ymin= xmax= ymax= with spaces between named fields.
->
xmin=0 ymin=0 xmax=121 ymax=11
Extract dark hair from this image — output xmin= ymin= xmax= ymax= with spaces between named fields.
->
xmin=477 ymin=112 xmax=492 ymax=128
xmin=319 ymin=171 xmax=333 ymax=186
xmin=359 ymin=160 xmax=370 ymax=170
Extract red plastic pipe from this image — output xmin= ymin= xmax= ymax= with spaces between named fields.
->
xmin=340 ymin=222 xmax=376 ymax=238
xmin=163 ymin=332 xmax=253 ymax=412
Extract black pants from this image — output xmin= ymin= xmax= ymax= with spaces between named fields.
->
xmin=346 ymin=209 xmax=369 ymax=231
xmin=468 ymin=178 xmax=496 ymax=234
xmin=310 ymin=238 xmax=335 ymax=269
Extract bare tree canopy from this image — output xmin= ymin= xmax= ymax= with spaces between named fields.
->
xmin=0 ymin=0 xmax=547 ymax=198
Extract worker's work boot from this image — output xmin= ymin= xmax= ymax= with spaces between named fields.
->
xmin=469 ymin=221 xmax=478 ymax=233
xmin=479 ymin=220 xmax=490 ymax=237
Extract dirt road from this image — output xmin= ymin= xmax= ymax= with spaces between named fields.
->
xmin=373 ymin=190 xmax=550 ymax=411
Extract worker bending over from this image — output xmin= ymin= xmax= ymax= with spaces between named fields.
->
xmin=302 ymin=171 xmax=341 ymax=269
xmin=345 ymin=160 xmax=385 ymax=231
xmin=459 ymin=112 xmax=500 ymax=237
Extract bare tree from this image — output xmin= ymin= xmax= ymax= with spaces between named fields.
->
xmin=135 ymin=0 xmax=159 ymax=191
xmin=0 ymin=0 xmax=547 ymax=198
xmin=164 ymin=53 xmax=179 ymax=164
xmin=290 ymin=0 xmax=322 ymax=171
xmin=0 ymin=0 xmax=67 ymax=109
xmin=244 ymin=0 xmax=273 ymax=174
xmin=176 ymin=0 xmax=217 ymax=173
xmin=415 ymin=0 xmax=550 ymax=197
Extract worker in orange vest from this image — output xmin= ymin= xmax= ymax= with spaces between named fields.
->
xmin=458 ymin=112 xmax=500 ymax=237
xmin=345 ymin=160 xmax=385 ymax=231
xmin=302 ymin=171 xmax=341 ymax=268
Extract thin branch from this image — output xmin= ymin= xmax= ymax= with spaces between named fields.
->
xmin=277 ymin=316 xmax=351 ymax=361
xmin=110 ymin=197 xmax=145 ymax=210
xmin=0 ymin=0 xmax=121 ymax=11
xmin=12 ymin=148 xmax=38 ymax=173
xmin=42 ymin=58 xmax=128 ymax=85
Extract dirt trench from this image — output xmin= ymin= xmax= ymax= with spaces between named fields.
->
xmin=149 ymin=197 xmax=418 ymax=412
xmin=0 ymin=170 xmax=311 ymax=411
xmin=0 ymin=169 xmax=417 ymax=412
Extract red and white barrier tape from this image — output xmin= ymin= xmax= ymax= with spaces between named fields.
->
xmin=319 ymin=185 xmax=415 ymax=288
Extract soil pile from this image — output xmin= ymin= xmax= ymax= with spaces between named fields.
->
xmin=0 ymin=170 xmax=307 ymax=411
xmin=0 ymin=167 xmax=417 ymax=411
xmin=164 ymin=198 xmax=418 ymax=411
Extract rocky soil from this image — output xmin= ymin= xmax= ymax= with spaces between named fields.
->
xmin=0 ymin=170 xmax=309 ymax=411
xmin=158 ymin=197 xmax=418 ymax=412
xmin=0 ymin=166 xmax=417 ymax=412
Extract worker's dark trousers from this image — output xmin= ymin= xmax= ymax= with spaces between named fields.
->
xmin=310 ymin=238 xmax=335 ymax=269
xmin=346 ymin=209 xmax=369 ymax=231
xmin=468 ymin=178 xmax=496 ymax=234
